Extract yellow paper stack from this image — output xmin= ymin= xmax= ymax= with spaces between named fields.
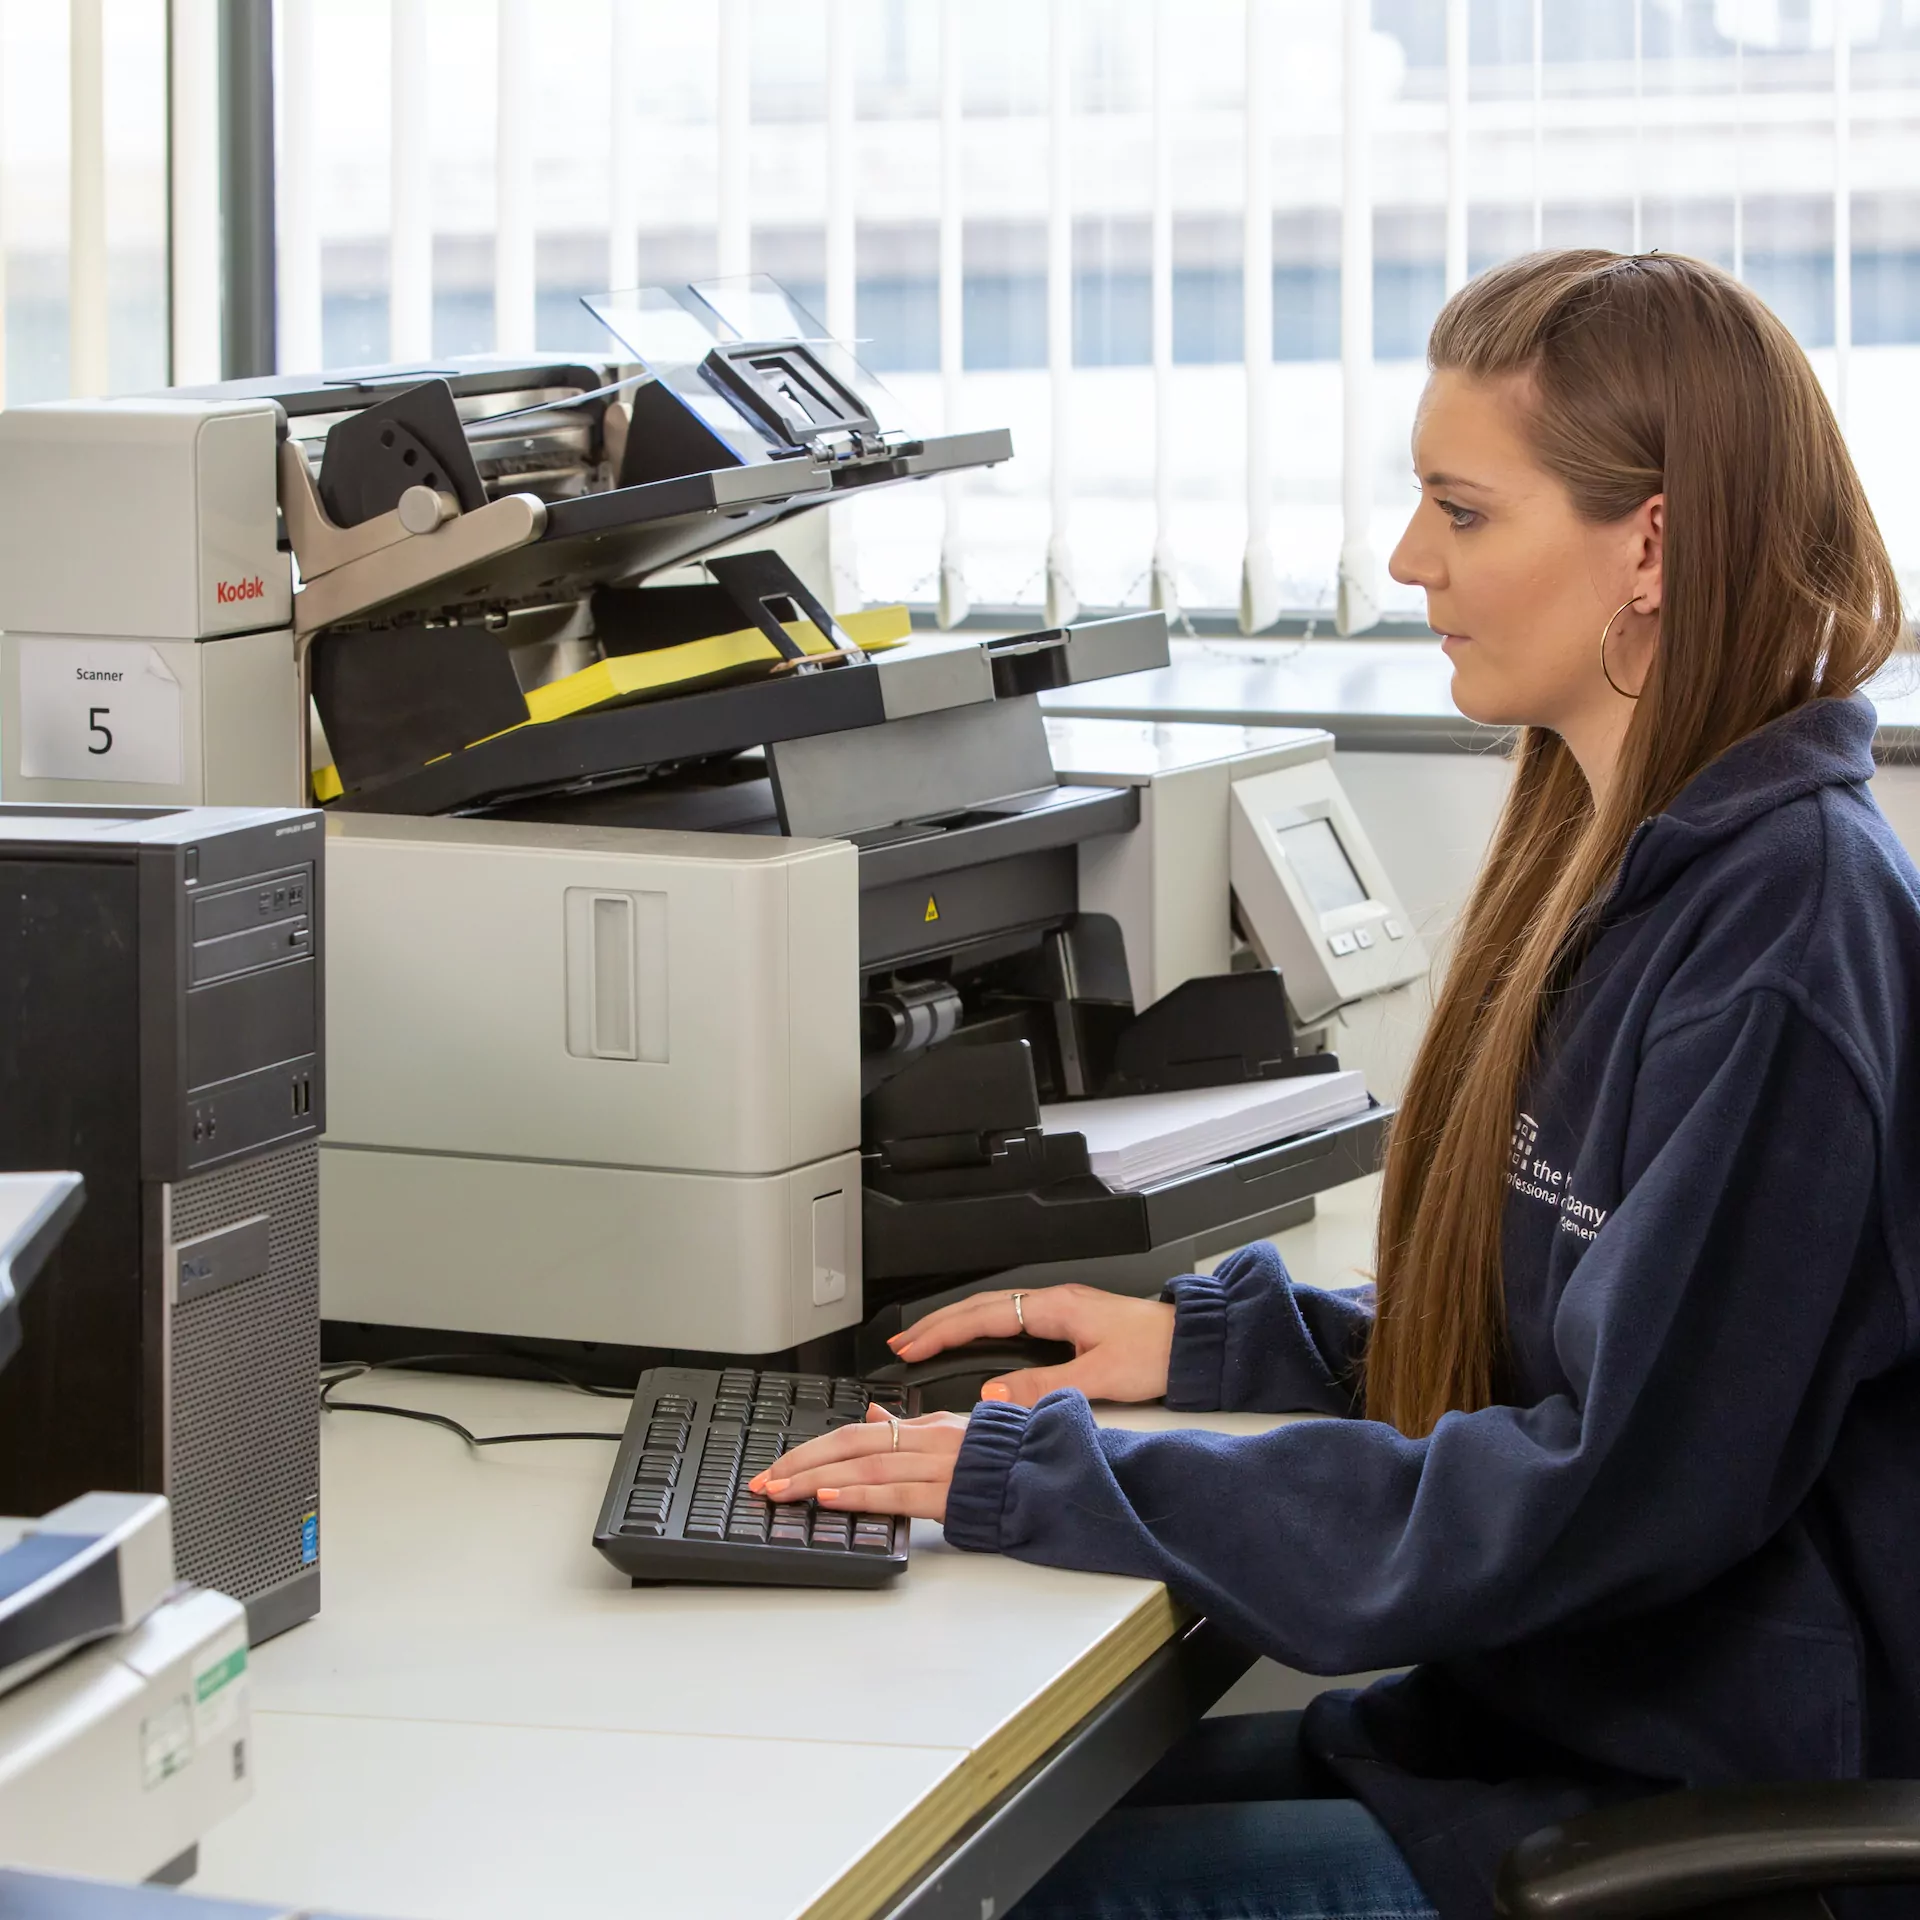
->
xmin=519 ymin=604 xmax=911 ymax=727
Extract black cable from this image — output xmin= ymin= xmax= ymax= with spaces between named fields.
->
xmin=319 ymin=1354 xmax=629 ymax=1452
xmin=318 ymin=1350 xmax=633 ymax=1396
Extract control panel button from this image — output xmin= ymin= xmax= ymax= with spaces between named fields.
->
xmin=1328 ymin=932 xmax=1358 ymax=957
xmin=1384 ymin=918 xmax=1407 ymax=941
xmin=1353 ymin=927 xmax=1376 ymax=950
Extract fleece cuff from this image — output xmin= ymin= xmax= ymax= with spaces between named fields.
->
xmin=1162 ymin=1271 xmax=1230 ymax=1411
xmin=943 ymin=1400 xmax=1033 ymax=1553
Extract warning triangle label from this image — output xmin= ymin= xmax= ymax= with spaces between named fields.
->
xmin=924 ymin=896 xmax=940 ymax=923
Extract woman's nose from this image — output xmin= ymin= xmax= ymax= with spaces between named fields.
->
xmin=1388 ymin=508 xmax=1442 ymax=590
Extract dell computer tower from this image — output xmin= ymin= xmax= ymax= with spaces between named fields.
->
xmin=0 ymin=804 xmax=325 ymax=1642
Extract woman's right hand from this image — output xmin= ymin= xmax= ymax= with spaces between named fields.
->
xmin=888 ymin=1283 xmax=1177 ymax=1408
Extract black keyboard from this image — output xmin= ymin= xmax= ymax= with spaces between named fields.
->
xmin=592 ymin=1366 xmax=913 ymax=1588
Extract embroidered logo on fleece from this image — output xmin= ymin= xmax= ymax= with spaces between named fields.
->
xmin=1507 ymin=1111 xmax=1610 ymax=1243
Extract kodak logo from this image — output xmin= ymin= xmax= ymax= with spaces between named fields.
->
xmin=216 ymin=576 xmax=265 ymax=605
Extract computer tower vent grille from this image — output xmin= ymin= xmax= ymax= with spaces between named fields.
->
xmin=168 ymin=1140 xmax=320 ymax=1602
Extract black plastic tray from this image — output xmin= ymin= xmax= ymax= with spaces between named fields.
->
xmin=330 ymin=656 xmax=889 ymax=816
xmin=861 ymin=1100 xmax=1390 ymax=1284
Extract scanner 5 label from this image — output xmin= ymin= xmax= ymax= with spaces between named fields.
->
xmin=16 ymin=638 xmax=185 ymax=787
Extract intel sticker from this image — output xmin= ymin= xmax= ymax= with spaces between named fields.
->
xmin=300 ymin=1511 xmax=319 ymax=1566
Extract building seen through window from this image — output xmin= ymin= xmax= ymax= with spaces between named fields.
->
xmin=2 ymin=0 xmax=1916 ymax=623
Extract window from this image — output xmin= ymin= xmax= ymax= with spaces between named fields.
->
xmin=5 ymin=1 xmax=1914 ymax=630
xmin=0 ymin=0 xmax=169 ymax=405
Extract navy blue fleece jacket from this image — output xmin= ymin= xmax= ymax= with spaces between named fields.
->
xmin=944 ymin=695 xmax=1920 ymax=1920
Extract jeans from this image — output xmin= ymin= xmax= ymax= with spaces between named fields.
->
xmin=1010 ymin=1709 xmax=1439 ymax=1920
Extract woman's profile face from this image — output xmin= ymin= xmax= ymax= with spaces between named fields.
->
xmin=1388 ymin=369 xmax=1661 ymax=741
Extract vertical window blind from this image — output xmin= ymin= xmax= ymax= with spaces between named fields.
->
xmin=1 ymin=1 xmax=1917 ymax=631
xmin=0 ymin=0 xmax=168 ymax=403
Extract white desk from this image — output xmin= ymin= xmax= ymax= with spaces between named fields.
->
xmin=189 ymin=1370 xmax=1286 ymax=1920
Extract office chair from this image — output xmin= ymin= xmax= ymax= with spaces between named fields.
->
xmin=1495 ymin=1780 xmax=1920 ymax=1917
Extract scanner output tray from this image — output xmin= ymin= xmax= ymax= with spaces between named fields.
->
xmin=860 ymin=1100 xmax=1388 ymax=1288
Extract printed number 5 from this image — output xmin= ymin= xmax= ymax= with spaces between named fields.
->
xmin=87 ymin=707 xmax=112 ymax=756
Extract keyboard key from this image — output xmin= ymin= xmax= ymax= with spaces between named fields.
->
xmin=685 ymin=1517 xmax=724 ymax=1540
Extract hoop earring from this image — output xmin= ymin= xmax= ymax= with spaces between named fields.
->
xmin=1600 ymin=595 xmax=1645 ymax=701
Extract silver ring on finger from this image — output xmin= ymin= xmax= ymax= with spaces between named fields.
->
xmin=887 ymin=1410 xmax=901 ymax=1452
xmin=1010 ymin=1290 xmax=1027 ymax=1334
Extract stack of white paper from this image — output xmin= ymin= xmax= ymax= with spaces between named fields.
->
xmin=1040 ymin=1070 xmax=1369 ymax=1192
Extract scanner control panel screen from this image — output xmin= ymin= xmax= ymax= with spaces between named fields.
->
xmin=1276 ymin=818 xmax=1368 ymax=915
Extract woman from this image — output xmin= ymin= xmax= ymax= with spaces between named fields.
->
xmin=754 ymin=251 xmax=1920 ymax=1919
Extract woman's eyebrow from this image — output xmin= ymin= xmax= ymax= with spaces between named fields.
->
xmin=1421 ymin=469 xmax=1496 ymax=493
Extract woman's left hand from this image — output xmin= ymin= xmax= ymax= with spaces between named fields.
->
xmin=748 ymin=1405 xmax=969 ymax=1523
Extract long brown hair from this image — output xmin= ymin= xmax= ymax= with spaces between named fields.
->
xmin=1365 ymin=250 xmax=1903 ymax=1438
